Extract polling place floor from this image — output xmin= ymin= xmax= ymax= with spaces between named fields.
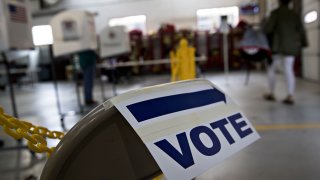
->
xmin=0 ymin=72 xmax=320 ymax=180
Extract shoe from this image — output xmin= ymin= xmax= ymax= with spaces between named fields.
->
xmin=24 ymin=175 xmax=37 ymax=180
xmin=282 ymin=96 xmax=294 ymax=105
xmin=0 ymin=85 xmax=5 ymax=91
xmin=0 ymin=140 xmax=4 ymax=148
xmin=85 ymin=100 xmax=98 ymax=105
xmin=263 ymin=93 xmax=276 ymax=101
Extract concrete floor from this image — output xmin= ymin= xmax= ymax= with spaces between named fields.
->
xmin=0 ymin=72 xmax=320 ymax=180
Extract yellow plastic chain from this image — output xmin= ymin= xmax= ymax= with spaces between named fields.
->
xmin=0 ymin=107 xmax=65 ymax=156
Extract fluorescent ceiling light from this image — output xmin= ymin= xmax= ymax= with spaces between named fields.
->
xmin=197 ymin=6 xmax=239 ymax=17
xmin=304 ymin=11 xmax=317 ymax=23
xmin=32 ymin=25 xmax=53 ymax=46
xmin=109 ymin=15 xmax=146 ymax=27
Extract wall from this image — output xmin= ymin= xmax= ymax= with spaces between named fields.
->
xmin=303 ymin=0 xmax=320 ymax=81
xmin=32 ymin=0 xmax=250 ymax=32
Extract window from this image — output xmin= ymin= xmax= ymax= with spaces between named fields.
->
xmin=197 ymin=6 xmax=239 ymax=32
xmin=32 ymin=25 xmax=53 ymax=46
xmin=109 ymin=15 xmax=146 ymax=34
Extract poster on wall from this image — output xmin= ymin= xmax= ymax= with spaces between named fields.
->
xmin=8 ymin=3 xmax=28 ymax=24
xmin=62 ymin=20 xmax=79 ymax=41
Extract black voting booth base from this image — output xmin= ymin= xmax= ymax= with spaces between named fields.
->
xmin=40 ymin=103 xmax=161 ymax=180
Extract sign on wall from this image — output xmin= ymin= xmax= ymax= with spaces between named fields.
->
xmin=111 ymin=79 xmax=260 ymax=180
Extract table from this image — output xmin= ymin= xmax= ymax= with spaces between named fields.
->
xmin=97 ymin=56 xmax=207 ymax=97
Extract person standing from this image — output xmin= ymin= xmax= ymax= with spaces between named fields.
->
xmin=78 ymin=50 xmax=97 ymax=105
xmin=264 ymin=0 xmax=308 ymax=105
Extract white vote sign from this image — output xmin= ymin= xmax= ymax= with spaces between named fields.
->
xmin=111 ymin=79 xmax=260 ymax=180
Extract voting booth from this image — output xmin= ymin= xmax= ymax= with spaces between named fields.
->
xmin=0 ymin=0 xmax=33 ymax=118
xmin=41 ymin=79 xmax=259 ymax=180
xmin=50 ymin=10 xmax=98 ymax=57
xmin=0 ymin=0 xmax=33 ymax=52
xmin=99 ymin=26 xmax=130 ymax=58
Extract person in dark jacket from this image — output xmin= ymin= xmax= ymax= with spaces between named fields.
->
xmin=78 ymin=50 xmax=97 ymax=105
xmin=263 ymin=0 xmax=308 ymax=105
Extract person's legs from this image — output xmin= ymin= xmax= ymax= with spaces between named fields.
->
xmin=265 ymin=54 xmax=281 ymax=99
xmin=283 ymin=55 xmax=295 ymax=104
xmin=83 ymin=64 xmax=95 ymax=103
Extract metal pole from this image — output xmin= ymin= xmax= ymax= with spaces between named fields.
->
xmin=48 ymin=45 xmax=66 ymax=130
xmin=223 ymin=34 xmax=229 ymax=84
xmin=111 ymin=58 xmax=117 ymax=96
xmin=1 ymin=52 xmax=18 ymax=117
xmin=98 ymin=62 xmax=106 ymax=101
xmin=72 ymin=55 xmax=83 ymax=113
xmin=49 ymin=46 xmax=62 ymax=115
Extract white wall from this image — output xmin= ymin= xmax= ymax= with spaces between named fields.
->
xmin=302 ymin=0 xmax=320 ymax=81
xmin=33 ymin=0 xmax=249 ymax=32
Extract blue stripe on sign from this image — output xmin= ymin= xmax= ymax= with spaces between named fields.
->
xmin=127 ymin=89 xmax=226 ymax=122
